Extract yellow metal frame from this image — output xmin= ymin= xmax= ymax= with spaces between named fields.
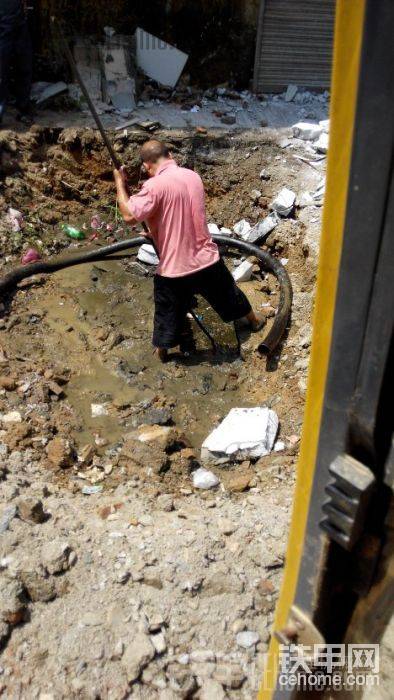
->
xmin=258 ymin=1 xmax=366 ymax=696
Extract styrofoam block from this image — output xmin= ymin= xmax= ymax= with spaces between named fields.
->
xmin=135 ymin=28 xmax=188 ymax=88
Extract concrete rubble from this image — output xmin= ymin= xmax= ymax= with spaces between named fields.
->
xmin=292 ymin=121 xmax=323 ymax=141
xmin=271 ymin=188 xmax=296 ymax=217
xmin=232 ymin=259 xmax=254 ymax=283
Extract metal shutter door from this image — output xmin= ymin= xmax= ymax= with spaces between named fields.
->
xmin=253 ymin=0 xmax=336 ymax=93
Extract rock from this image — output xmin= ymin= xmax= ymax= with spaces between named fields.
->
xmin=0 ymin=376 xmax=16 ymax=391
xmin=227 ymin=473 xmax=252 ymax=493
xmin=285 ymin=84 xmax=298 ymax=102
xmin=259 ymin=168 xmax=270 ymax=180
xmin=245 ymin=213 xmax=279 ymax=243
xmin=296 ymin=191 xmax=314 ymax=208
xmin=213 ymin=665 xmax=245 ymax=690
xmin=91 ymin=403 xmax=109 ymax=417
xmin=46 ymin=437 xmax=75 ymax=469
xmin=151 ymin=631 xmax=167 ymax=654
xmin=199 ymin=680 xmax=226 ymax=700
xmin=315 ymin=132 xmax=329 ymax=153
xmin=137 ymin=408 xmax=172 ymax=426
xmin=122 ymin=632 xmax=155 ymax=682
xmin=319 ymin=118 xmax=330 ymax=132
xmin=167 ymin=665 xmax=198 ymax=697
xmin=202 ymin=407 xmax=278 ymax=462
xmin=292 ymin=121 xmax=322 ymax=141
xmin=250 ymin=189 xmax=262 ymax=203
xmin=0 ymin=411 xmax=22 ymax=424
xmin=157 ymin=494 xmax=174 ymax=512
xmin=233 ymin=219 xmax=251 ymax=239
xmin=192 ymin=468 xmax=219 ymax=490
xmin=236 ymin=630 xmax=260 ymax=649
xmin=78 ymin=444 xmax=96 ymax=465
xmin=0 ymin=577 xmax=26 ymax=625
xmin=232 ymin=260 xmax=253 ymax=283
xmin=218 ymin=519 xmax=237 ymax=536
xmin=17 ymin=497 xmax=47 ymax=524
xmin=208 ymin=223 xmax=220 ymax=235
xmin=220 ymin=115 xmax=236 ymax=125
xmin=120 ymin=438 xmax=169 ymax=476
xmin=20 ymin=570 xmax=57 ymax=603
xmin=42 ymin=541 xmax=73 ymax=575
xmin=0 ymin=504 xmax=17 ymax=533
xmin=271 ymin=188 xmax=296 ymax=217
xmin=190 ymin=649 xmax=216 ymax=663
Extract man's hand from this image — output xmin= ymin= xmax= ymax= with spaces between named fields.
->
xmin=113 ymin=167 xmax=136 ymax=224
xmin=113 ymin=167 xmax=128 ymax=190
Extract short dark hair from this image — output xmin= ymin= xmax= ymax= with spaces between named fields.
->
xmin=140 ymin=139 xmax=170 ymax=164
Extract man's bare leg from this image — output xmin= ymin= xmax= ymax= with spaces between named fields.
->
xmin=245 ymin=309 xmax=266 ymax=332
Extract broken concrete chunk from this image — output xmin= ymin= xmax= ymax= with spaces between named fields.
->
xmin=192 ymin=468 xmax=220 ymax=490
xmin=319 ymin=118 xmax=330 ymax=133
xmin=315 ymin=132 xmax=329 ymax=154
xmin=259 ymin=168 xmax=270 ymax=181
xmin=42 ymin=541 xmax=73 ymax=575
xmin=297 ymin=191 xmax=314 ymax=208
xmin=233 ymin=219 xmax=251 ymax=239
xmin=137 ymin=244 xmax=159 ymax=266
xmin=100 ymin=35 xmax=136 ymax=112
xmin=91 ymin=403 xmax=109 ymax=417
xmin=202 ymin=407 xmax=278 ymax=462
xmin=236 ymin=630 xmax=260 ymax=648
xmin=232 ymin=260 xmax=253 ymax=283
xmin=271 ymin=188 xmax=296 ymax=217
xmin=17 ymin=497 xmax=47 ymax=524
xmin=284 ymin=84 xmax=298 ymax=102
xmin=0 ymin=505 xmax=17 ymax=533
xmin=246 ymin=213 xmax=279 ymax=243
xmin=31 ymin=81 xmax=68 ymax=105
xmin=0 ymin=578 xmax=26 ymax=625
xmin=0 ymin=411 xmax=22 ymax=424
xmin=122 ymin=632 xmax=155 ymax=682
xmin=292 ymin=121 xmax=323 ymax=141
xmin=135 ymin=28 xmax=188 ymax=88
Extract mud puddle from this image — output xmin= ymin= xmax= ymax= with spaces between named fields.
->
xmin=29 ymin=253 xmax=268 ymax=450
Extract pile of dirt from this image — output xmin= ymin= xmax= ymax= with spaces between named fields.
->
xmin=0 ymin=125 xmax=324 ymax=697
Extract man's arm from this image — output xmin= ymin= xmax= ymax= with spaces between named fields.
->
xmin=113 ymin=168 xmax=136 ymax=224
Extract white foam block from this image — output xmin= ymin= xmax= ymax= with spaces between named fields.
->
xmin=135 ymin=28 xmax=188 ymax=88
xmin=202 ymin=407 xmax=278 ymax=460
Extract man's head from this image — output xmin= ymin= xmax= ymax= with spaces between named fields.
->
xmin=140 ymin=140 xmax=172 ymax=177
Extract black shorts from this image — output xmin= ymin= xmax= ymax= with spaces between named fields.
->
xmin=153 ymin=258 xmax=252 ymax=348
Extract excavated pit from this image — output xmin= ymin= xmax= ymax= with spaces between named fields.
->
xmin=0 ymin=125 xmax=323 ymax=697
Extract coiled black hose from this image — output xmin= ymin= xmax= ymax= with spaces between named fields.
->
xmin=0 ymin=234 xmax=292 ymax=354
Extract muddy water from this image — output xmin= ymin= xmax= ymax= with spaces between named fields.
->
xmin=36 ymin=255 xmax=266 ymax=450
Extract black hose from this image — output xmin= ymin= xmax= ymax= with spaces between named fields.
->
xmin=0 ymin=235 xmax=292 ymax=354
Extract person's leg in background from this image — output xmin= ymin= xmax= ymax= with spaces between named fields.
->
xmin=0 ymin=32 xmax=14 ymax=124
xmin=13 ymin=20 xmax=33 ymax=122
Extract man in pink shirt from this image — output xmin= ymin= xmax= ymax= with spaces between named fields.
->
xmin=114 ymin=140 xmax=264 ymax=361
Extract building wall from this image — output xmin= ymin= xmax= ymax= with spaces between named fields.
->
xmin=36 ymin=0 xmax=260 ymax=87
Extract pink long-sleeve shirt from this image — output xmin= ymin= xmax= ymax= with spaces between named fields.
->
xmin=127 ymin=159 xmax=219 ymax=277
